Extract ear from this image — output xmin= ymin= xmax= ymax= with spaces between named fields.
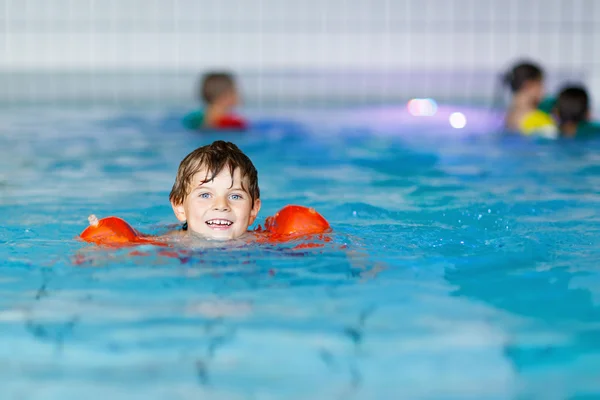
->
xmin=171 ymin=201 xmax=187 ymax=222
xmin=248 ymin=199 xmax=261 ymax=226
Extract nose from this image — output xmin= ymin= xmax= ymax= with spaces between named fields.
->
xmin=212 ymin=196 xmax=231 ymax=212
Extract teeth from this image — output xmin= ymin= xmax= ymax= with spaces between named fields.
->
xmin=207 ymin=219 xmax=232 ymax=226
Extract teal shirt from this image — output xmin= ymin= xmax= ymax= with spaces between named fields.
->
xmin=182 ymin=110 xmax=204 ymax=130
xmin=538 ymin=97 xmax=556 ymax=114
xmin=574 ymin=121 xmax=600 ymax=139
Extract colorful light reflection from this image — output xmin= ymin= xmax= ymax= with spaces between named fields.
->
xmin=407 ymin=98 xmax=438 ymax=117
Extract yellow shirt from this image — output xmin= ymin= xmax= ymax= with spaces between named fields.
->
xmin=519 ymin=110 xmax=559 ymax=139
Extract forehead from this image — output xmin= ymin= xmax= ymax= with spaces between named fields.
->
xmin=190 ymin=166 xmax=246 ymax=187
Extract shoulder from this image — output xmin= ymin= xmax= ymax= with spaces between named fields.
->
xmin=160 ymin=229 xmax=187 ymax=239
xmin=504 ymin=107 xmax=521 ymax=131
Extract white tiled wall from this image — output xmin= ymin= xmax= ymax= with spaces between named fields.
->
xmin=0 ymin=0 xmax=598 ymax=105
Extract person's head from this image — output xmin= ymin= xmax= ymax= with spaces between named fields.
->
xmin=555 ymin=85 xmax=590 ymax=133
xmin=169 ymin=141 xmax=261 ymax=240
xmin=505 ymin=61 xmax=545 ymax=104
xmin=199 ymin=72 xmax=240 ymax=109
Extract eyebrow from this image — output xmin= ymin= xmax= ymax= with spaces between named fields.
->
xmin=193 ymin=184 xmax=246 ymax=192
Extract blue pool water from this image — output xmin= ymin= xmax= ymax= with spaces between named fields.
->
xmin=1 ymin=105 xmax=600 ymax=399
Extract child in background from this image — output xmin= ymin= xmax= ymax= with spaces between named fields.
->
xmin=555 ymin=85 xmax=600 ymax=139
xmin=182 ymin=72 xmax=248 ymax=131
xmin=503 ymin=61 xmax=555 ymax=137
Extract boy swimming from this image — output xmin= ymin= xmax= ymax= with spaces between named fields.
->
xmin=80 ymin=141 xmax=329 ymax=246
xmin=182 ymin=72 xmax=248 ymax=131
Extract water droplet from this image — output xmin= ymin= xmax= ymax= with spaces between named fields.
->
xmin=488 ymin=209 xmax=491 ymax=213
xmin=352 ymin=211 xmax=357 ymax=217
xmin=477 ymin=214 xmax=482 ymax=220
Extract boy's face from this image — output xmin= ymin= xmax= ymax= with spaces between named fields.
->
xmin=171 ymin=167 xmax=260 ymax=240
xmin=526 ymin=79 xmax=544 ymax=104
xmin=223 ymin=88 xmax=240 ymax=108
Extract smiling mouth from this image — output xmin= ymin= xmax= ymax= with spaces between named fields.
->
xmin=206 ymin=219 xmax=233 ymax=229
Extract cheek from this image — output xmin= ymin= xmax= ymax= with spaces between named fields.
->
xmin=235 ymin=203 xmax=253 ymax=219
xmin=186 ymin=200 xmax=207 ymax=218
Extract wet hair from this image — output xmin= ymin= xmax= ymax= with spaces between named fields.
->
xmin=199 ymin=72 xmax=236 ymax=105
xmin=169 ymin=140 xmax=259 ymax=207
xmin=556 ymin=85 xmax=589 ymax=126
xmin=504 ymin=61 xmax=544 ymax=93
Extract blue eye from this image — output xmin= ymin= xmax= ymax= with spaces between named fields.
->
xmin=230 ymin=194 xmax=243 ymax=200
xmin=199 ymin=192 xmax=211 ymax=199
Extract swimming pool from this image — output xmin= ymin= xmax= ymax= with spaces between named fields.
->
xmin=1 ymin=104 xmax=599 ymax=399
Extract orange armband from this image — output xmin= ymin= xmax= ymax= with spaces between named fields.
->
xmin=79 ymin=215 xmax=164 ymax=247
